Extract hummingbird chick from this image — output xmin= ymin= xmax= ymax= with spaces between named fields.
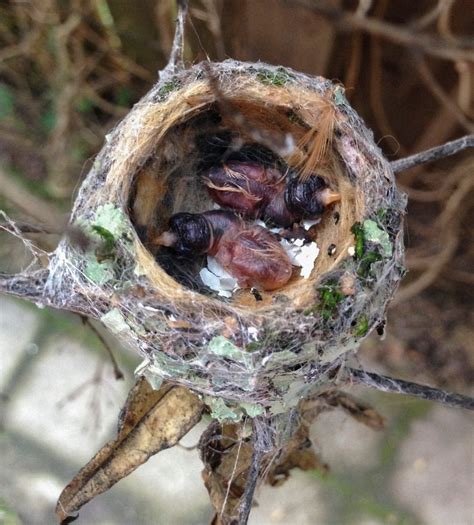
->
xmin=154 ymin=210 xmax=293 ymax=291
xmin=203 ymin=161 xmax=340 ymax=227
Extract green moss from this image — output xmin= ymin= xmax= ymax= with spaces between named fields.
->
xmin=318 ymin=280 xmax=344 ymax=320
xmin=256 ymin=66 xmax=295 ymax=86
xmin=80 ymin=204 xmax=131 ymax=284
xmin=351 ymin=222 xmax=365 ymax=259
xmin=354 ymin=315 xmax=369 ymax=337
xmin=158 ymin=78 xmax=181 ymax=100
xmin=351 ymin=220 xmax=392 ymax=278
xmin=91 ymin=224 xmax=116 ymax=260
xmin=357 ymin=250 xmax=382 ymax=277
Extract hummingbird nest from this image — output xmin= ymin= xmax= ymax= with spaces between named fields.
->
xmin=44 ymin=60 xmax=406 ymax=420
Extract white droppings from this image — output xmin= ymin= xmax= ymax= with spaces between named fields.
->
xmin=348 ymin=246 xmax=356 ymax=256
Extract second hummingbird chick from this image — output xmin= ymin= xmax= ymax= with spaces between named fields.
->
xmin=203 ymin=161 xmax=340 ymax=227
xmin=154 ymin=210 xmax=293 ymax=291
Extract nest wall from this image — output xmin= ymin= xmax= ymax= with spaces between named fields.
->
xmin=44 ymin=60 xmax=406 ymax=417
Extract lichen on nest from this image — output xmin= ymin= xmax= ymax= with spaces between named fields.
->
xmin=42 ymin=59 xmax=406 ymax=417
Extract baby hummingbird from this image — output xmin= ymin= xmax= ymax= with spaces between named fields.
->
xmin=154 ymin=210 xmax=293 ymax=291
xmin=203 ymin=161 xmax=340 ymax=227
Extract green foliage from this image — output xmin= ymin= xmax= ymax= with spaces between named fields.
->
xmin=76 ymin=97 xmax=95 ymax=114
xmin=40 ymin=104 xmax=56 ymax=134
xmin=0 ymin=83 xmax=15 ymax=120
xmin=0 ymin=501 xmax=22 ymax=525
xmin=114 ymin=86 xmax=133 ymax=107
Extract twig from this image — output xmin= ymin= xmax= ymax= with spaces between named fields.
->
xmin=81 ymin=316 xmax=124 ymax=380
xmin=348 ymin=368 xmax=474 ymax=411
xmin=238 ymin=419 xmax=263 ymax=525
xmin=161 ymin=0 xmax=189 ymax=78
xmin=390 ymin=134 xmax=474 ymax=173
xmin=284 ymin=0 xmax=474 ymax=62
xmin=0 ymin=168 xmax=66 ymax=231
xmin=0 ymin=270 xmax=49 ymax=302
xmin=412 ymin=53 xmax=474 ymax=133
xmin=0 ymin=220 xmax=59 ymax=235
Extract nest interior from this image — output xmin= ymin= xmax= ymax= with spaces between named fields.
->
xmin=124 ymin=73 xmax=361 ymax=311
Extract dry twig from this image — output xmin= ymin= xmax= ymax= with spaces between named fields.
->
xmin=285 ymin=0 xmax=474 ymax=62
xmin=390 ymin=135 xmax=474 ymax=173
xmin=349 ymin=368 xmax=474 ymax=411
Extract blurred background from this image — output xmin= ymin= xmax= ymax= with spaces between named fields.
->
xmin=0 ymin=1 xmax=473 ymax=524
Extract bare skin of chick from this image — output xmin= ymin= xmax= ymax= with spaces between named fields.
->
xmin=203 ymin=161 xmax=340 ymax=227
xmin=154 ymin=210 xmax=293 ymax=291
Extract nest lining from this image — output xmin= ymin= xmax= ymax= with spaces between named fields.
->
xmin=127 ymin=82 xmax=360 ymax=311
xmin=44 ymin=60 xmax=406 ymax=414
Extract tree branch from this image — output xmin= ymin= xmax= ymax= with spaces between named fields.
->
xmin=238 ymin=424 xmax=263 ymax=525
xmin=348 ymin=368 xmax=474 ymax=411
xmin=0 ymin=270 xmax=49 ymax=303
xmin=390 ymin=135 xmax=474 ymax=173
xmin=285 ymin=0 xmax=474 ymax=62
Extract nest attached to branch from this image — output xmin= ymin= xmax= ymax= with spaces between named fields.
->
xmin=44 ymin=60 xmax=406 ymax=418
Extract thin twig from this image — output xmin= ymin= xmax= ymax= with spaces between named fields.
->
xmin=81 ymin=317 xmax=124 ymax=380
xmin=348 ymin=368 xmax=474 ymax=411
xmin=162 ymin=0 xmax=189 ymax=78
xmin=0 ymin=168 xmax=66 ymax=230
xmin=412 ymin=53 xmax=474 ymax=133
xmin=285 ymin=0 xmax=474 ymax=62
xmin=390 ymin=134 xmax=474 ymax=173
xmin=238 ymin=420 xmax=263 ymax=525
xmin=0 ymin=220 xmax=59 ymax=235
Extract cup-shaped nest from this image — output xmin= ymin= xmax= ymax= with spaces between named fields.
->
xmin=46 ymin=60 xmax=406 ymax=417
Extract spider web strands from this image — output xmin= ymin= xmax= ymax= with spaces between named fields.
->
xmin=390 ymin=134 xmax=474 ymax=173
xmin=348 ymin=368 xmax=474 ymax=411
xmin=161 ymin=0 xmax=189 ymax=78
